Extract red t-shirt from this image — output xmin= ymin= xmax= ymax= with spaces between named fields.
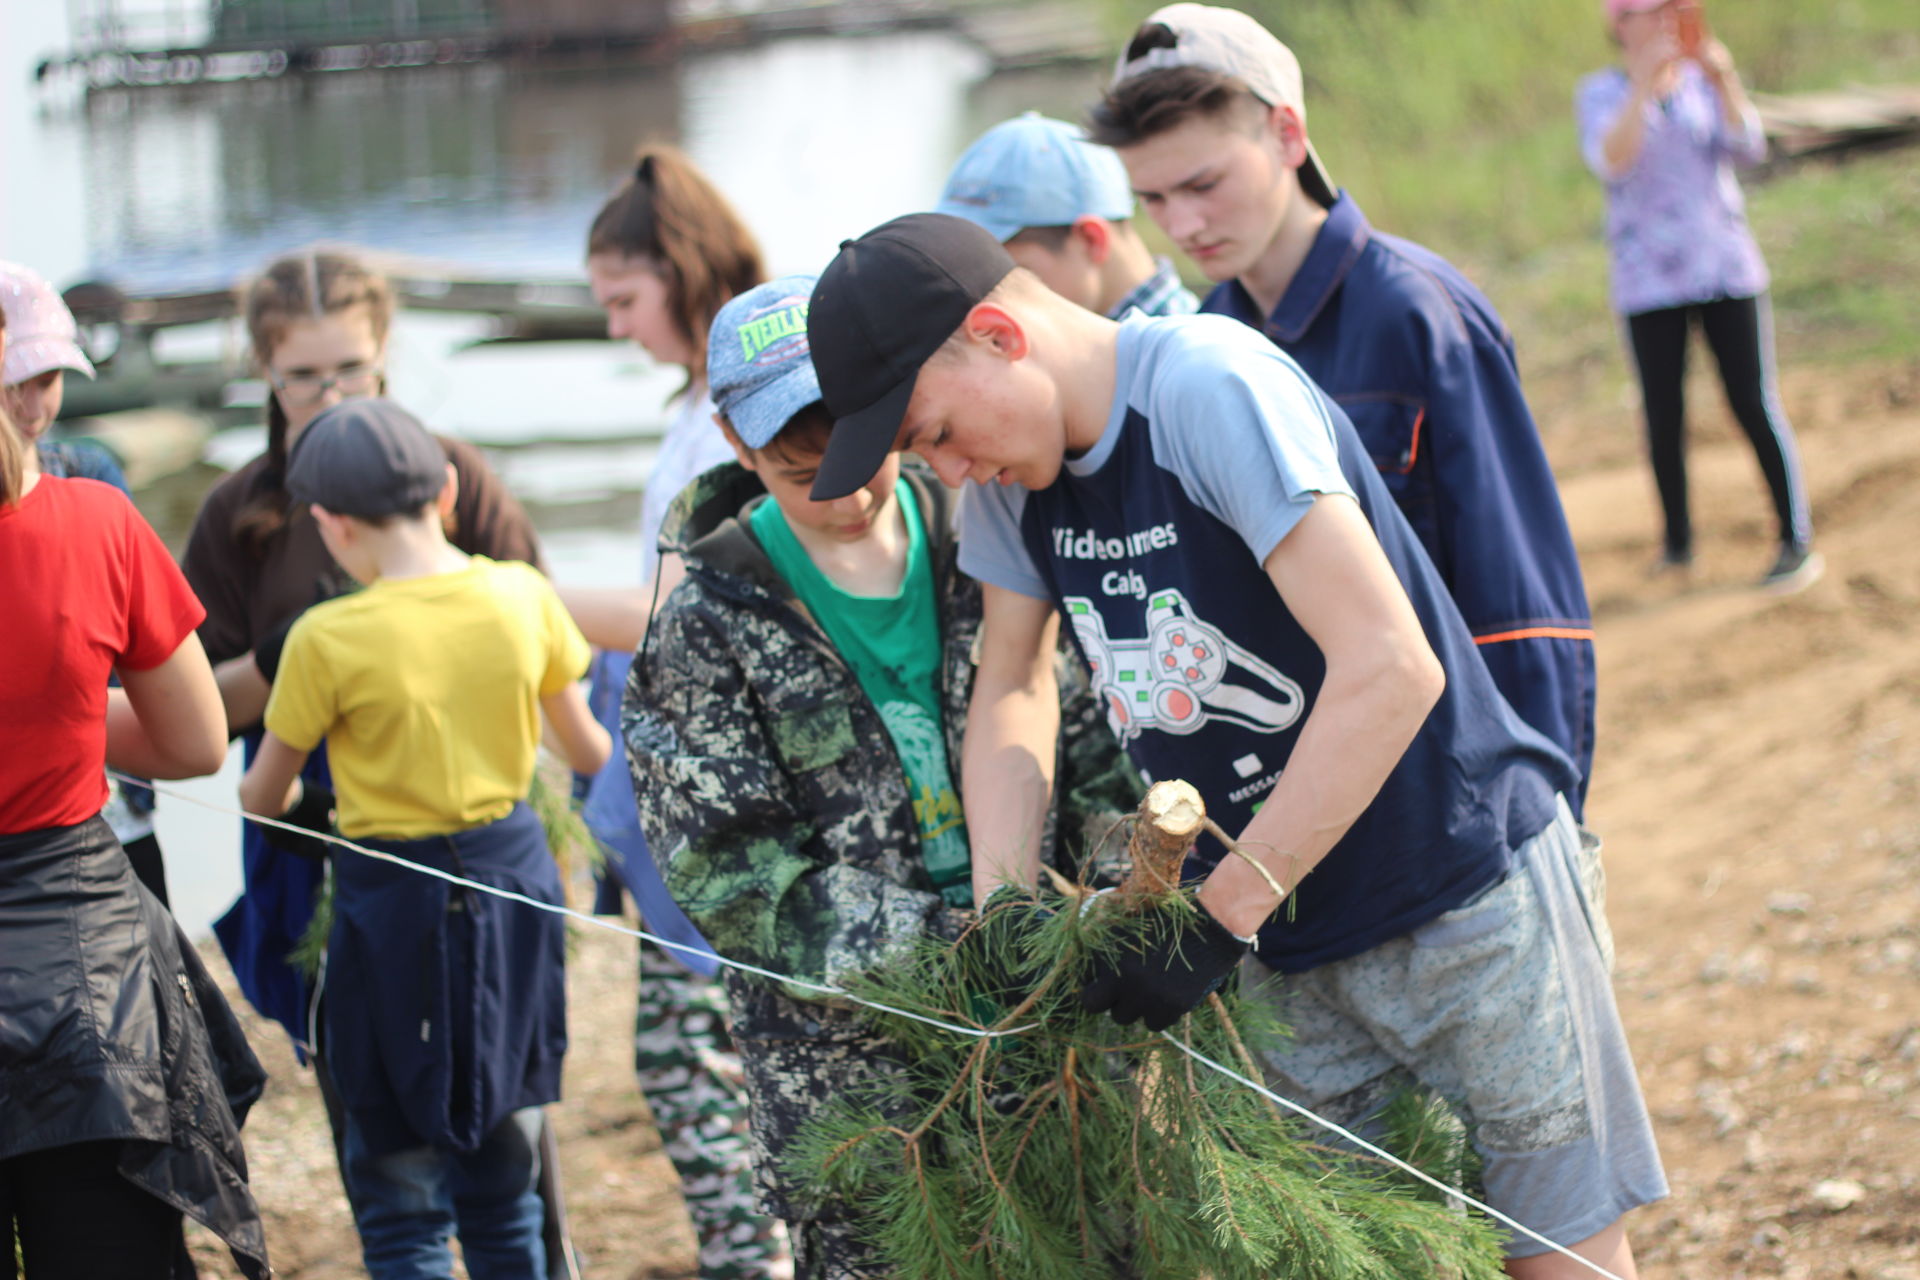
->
xmin=0 ymin=476 xmax=207 ymax=834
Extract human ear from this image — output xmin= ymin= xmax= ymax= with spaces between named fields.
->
xmin=727 ymin=435 xmax=760 ymax=474
xmin=435 ymin=462 xmax=459 ymax=517
xmin=712 ymin=415 xmax=759 ymax=473
xmin=963 ymin=302 xmax=1030 ymax=361
xmin=1072 ymin=215 xmax=1113 ymax=266
xmin=1270 ymin=103 xmax=1309 ymax=169
xmin=311 ymin=505 xmax=350 ymax=549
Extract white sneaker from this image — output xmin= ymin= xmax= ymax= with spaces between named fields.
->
xmin=1759 ymin=544 xmax=1824 ymax=595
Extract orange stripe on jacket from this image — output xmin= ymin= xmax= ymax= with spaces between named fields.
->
xmin=1473 ymin=626 xmax=1597 ymax=645
xmin=1387 ymin=408 xmax=1425 ymax=475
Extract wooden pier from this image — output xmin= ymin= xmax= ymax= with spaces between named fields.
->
xmin=1753 ymin=85 xmax=1920 ymax=169
xmin=36 ymin=0 xmax=1109 ymax=90
xmin=58 ymin=249 xmax=607 ymax=420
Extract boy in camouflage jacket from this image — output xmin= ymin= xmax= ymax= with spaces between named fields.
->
xmin=622 ymin=277 xmax=1136 ymax=1279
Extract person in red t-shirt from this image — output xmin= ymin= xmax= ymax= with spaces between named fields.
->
xmin=0 ymin=329 xmax=272 ymax=1279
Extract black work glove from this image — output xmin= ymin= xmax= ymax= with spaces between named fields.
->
xmin=961 ymin=885 xmax=1054 ymax=1017
xmin=1079 ymin=907 xmax=1251 ymax=1032
xmin=253 ymin=611 xmax=301 ymax=684
xmin=255 ymin=573 xmax=352 ymax=684
xmin=265 ymin=784 xmax=336 ymax=862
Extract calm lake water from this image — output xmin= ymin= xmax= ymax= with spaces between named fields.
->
xmin=1 ymin=4 xmax=1108 ymax=935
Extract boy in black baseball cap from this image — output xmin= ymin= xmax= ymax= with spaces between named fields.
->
xmin=239 ymin=397 xmax=610 ymax=1279
xmin=807 ymin=214 xmax=1663 ymax=1277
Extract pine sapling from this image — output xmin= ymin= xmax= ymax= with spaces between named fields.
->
xmin=787 ymin=781 xmax=1509 ymax=1279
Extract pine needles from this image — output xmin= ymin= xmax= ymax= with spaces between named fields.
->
xmin=785 ymin=783 xmax=1509 ymax=1279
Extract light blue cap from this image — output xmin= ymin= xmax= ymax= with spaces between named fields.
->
xmin=935 ymin=112 xmax=1135 ymax=243
xmin=707 ymin=274 xmax=823 ymax=450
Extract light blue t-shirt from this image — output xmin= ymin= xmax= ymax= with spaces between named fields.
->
xmin=959 ymin=313 xmax=1352 ymax=598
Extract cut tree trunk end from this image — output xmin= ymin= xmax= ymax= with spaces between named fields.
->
xmin=1118 ymin=779 xmax=1205 ymax=903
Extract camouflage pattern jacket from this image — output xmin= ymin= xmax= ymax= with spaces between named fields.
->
xmin=623 ymin=462 xmax=1138 ymax=1218
xmin=624 ymin=459 xmax=1139 ymax=1001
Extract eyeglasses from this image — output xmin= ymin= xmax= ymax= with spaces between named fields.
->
xmin=267 ymin=361 xmax=384 ymax=406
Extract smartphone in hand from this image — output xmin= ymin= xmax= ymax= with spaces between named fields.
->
xmin=1675 ymin=1 xmax=1707 ymax=56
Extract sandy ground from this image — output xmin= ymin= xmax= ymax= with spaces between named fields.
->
xmin=180 ymin=353 xmax=1920 ymax=1279
xmin=1552 ymin=354 xmax=1920 ymax=1279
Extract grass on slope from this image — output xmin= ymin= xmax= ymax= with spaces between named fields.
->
xmin=1098 ymin=0 xmax=1920 ymax=370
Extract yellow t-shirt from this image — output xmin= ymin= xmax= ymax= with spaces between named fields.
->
xmin=265 ymin=555 xmax=590 ymax=839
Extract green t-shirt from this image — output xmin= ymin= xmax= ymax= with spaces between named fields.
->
xmin=750 ymin=482 xmax=972 ymax=907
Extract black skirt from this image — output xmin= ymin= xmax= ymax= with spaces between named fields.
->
xmin=0 ymin=817 xmax=270 ymax=1278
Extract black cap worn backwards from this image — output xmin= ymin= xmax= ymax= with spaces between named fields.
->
xmin=285 ymin=397 xmax=448 ymax=519
xmin=806 ymin=212 xmax=1015 ymax=500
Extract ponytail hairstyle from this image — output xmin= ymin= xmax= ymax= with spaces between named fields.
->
xmin=586 ymin=144 xmax=765 ymax=392
xmin=232 ymin=251 xmax=395 ymax=555
xmin=0 ymin=306 xmax=22 ymax=508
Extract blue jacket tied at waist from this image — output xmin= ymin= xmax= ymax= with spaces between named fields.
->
xmin=323 ymin=802 xmax=567 ymax=1158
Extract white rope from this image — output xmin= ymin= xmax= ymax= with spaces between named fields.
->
xmin=120 ymin=773 xmax=1035 ymax=1042
xmin=131 ymin=772 xmax=1622 ymax=1276
xmin=1160 ymin=1036 xmax=1625 ymax=1280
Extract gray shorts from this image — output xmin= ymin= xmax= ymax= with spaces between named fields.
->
xmin=1241 ymin=798 xmax=1667 ymax=1257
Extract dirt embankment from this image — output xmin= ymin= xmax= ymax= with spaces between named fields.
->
xmin=1560 ymin=355 xmax=1920 ymax=1280
xmin=186 ymin=355 xmax=1920 ymax=1279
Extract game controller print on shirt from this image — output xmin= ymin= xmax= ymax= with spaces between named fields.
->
xmin=1065 ymin=588 xmax=1305 ymax=744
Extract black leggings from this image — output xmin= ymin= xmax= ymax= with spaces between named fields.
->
xmin=1625 ymin=294 xmax=1811 ymax=556
xmin=1 ymin=1142 xmax=188 ymax=1279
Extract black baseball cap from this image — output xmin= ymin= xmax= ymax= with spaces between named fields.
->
xmin=286 ymin=397 xmax=449 ymax=518
xmin=807 ymin=213 xmax=1015 ymax=500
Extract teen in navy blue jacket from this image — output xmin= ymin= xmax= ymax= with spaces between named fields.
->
xmin=1091 ymin=6 xmax=1596 ymax=816
xmin=1199 ymin=199 xmax=1596 ymax=813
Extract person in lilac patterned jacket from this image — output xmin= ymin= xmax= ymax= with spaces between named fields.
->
xmin=1576 ymin=0 xmax=1819 ymax=593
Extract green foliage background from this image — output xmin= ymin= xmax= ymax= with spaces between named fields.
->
xmin=1240 ymin=0 xmax=1919 ymax=259
xmin=1098 ymin=0 xmax=1920 ymax=368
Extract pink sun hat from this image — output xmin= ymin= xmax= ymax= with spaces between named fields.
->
xmin=0 ymin=262 xmax=97 ymax=387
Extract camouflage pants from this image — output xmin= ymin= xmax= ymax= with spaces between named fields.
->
xmin=635 ymin=940 xmax=792 ymax=1279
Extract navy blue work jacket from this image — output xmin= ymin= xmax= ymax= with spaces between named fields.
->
xmin=1204 ymin=194 xmax=1596 ymax=816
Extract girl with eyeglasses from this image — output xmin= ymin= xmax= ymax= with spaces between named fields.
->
xmin=177 ymin=249 xmax=545 ymax=1172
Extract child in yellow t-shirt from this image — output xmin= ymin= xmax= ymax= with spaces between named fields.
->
xmin=240 ymin=397 xmax=608 ymax=1280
